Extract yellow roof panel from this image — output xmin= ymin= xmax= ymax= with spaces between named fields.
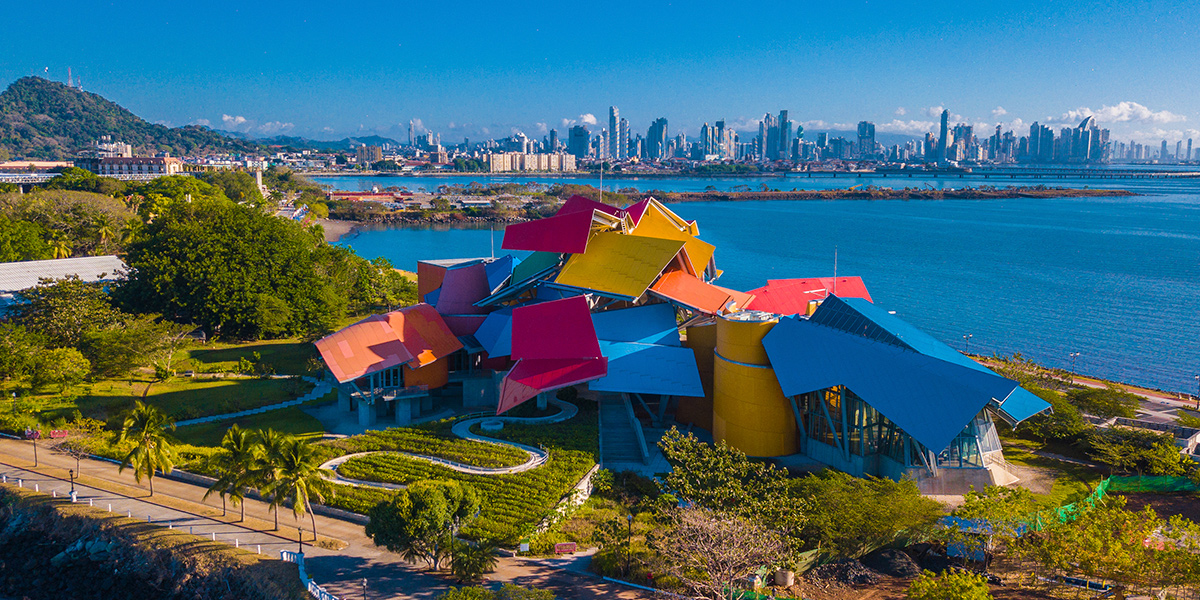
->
xmin=630 ymin=204 xmax=716 ymax=274
xmin=555 ymin=232 xmax=684 ymax=299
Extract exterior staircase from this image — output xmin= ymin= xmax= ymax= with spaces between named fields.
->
xmin=599 ymin=394 xmax=649 ymax=465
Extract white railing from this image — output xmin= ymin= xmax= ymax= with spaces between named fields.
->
xmin=280 ymin=551 xmax=339 ymax=600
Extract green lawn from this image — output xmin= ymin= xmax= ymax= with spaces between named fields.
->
xmin=183 ymin=338 xmax=319 ymax=376
xmin=171 ymin=391 xmax=334 ymax=447
xmin=320 ymin=422 xmax=530 ymax=469
xmin=3 ymin=376 xmax=314 ymax=429
xmin=1001 ymin=436 xmax=1106 ymax=509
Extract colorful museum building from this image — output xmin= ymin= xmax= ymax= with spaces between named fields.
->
xmin=315 ymin=196 xmax=1050 ymax=493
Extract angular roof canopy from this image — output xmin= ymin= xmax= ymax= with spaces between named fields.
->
xmin=591 ymin=303 xmax=681 ymax=346
xmin=510 ymin=296 xmax=602 ymax=360
xmin=501 ymin=209 xmax=596 ymax=254
xmin=473 ymin=308 xmax=513 ymax=358
xmin=761 ymin=298 xmax=1050 ymax=452
xmin=498 ymin=357 xmax=608 ymax=414
xmin=435 ymin=262 xmax=492 ymax=315
xmin=555 ymin=232 xmax=684 ymax=299
xmin=746 ymin=277 xmax=872 ymax=315
xmin=315 ymin=303 xmax=463 ymax=383
xmin=590 ymin=341 xmax=703 ymax=397
xmin=650 ymin=271 xmax=755 ymax=315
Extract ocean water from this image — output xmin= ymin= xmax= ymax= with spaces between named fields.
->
xmin=334 ymin=182 xmax=1200 ymax=394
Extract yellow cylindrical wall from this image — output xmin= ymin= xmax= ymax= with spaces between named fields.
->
xmin=404 ymin=358 xmax=449 ymax=389
xmin=712 ymin=312 xmax=797 ymax=457
xmin=678 ymin=322 xmax=717 ymax=431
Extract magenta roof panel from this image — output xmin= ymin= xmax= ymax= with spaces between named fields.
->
xmin=501 ymin=209 xmax=594 ymax=254
xmin=623 ymin=199 xmax=651 ymax=226
xmin=435 ymin=262 xmax=491 ymax=315
xmin=510 ymin=295 xmax=602 ymax=360
xmin=558 ymin=194 xmax=622 ymax=217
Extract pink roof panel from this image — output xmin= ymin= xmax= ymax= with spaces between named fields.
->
xmin=501 ymin=209 xmax=595 ymax=254
xmin=497 ymin=357 xmax=608 ymax=414
xmin=510 ymin=295 xmax=602 ymax=360
xmin=314 ymin=304 xmax=463 ymax=383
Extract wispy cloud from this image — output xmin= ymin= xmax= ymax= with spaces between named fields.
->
xmin=991 ymin=106 xmax=1008 ymax=118
xmin=894 ymin=107 xmax=907 ymax=116
xmin=560 ymin=113 xmax=598 ymax=128
xmin=876 ymin=119 xmax=937 ymax=134
xmin=218 ymin=114 xmax=294 ymax=135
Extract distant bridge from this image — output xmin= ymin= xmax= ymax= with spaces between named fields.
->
xmin=0 ymin=172 xmax=185 ymax=191
xmin=827 ymin=168 xmax=1200 ymax=180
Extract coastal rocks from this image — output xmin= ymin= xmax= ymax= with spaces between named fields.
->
xmin=809 ymin=558 xmax=881 ymax=585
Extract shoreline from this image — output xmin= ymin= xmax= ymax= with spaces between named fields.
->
xmin=316 ymin=218 xmax=358 ymax=243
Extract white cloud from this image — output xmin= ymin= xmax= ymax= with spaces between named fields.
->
xmin=409 ymin=118 xmax=427 ymax=134
xmin=191 ymin=118 xmax=211 ymax=127
xmin=922 ymin=106 xmax=966 ymax=123
xmin=1126 ymin=127 xmax=1200 ymax=142
xmin=1061 ymin=101 xmax=1186 ymax=125
xmin=535 ymin=122 xmax=549 ymax=135
xmin=560 ymin=113 xmax=599 ymax=128
xmin=895 ymin=107 xmax=907 ymax=116
xmin=991 ymin=106 xmax=1008 ymax=118
xmin=222 ymin=114 xmax=247 ymax=128
xmin=876 ymin=119 xmax=937 ymax=135
xmin=256 ymin=121 xmax=294 ymax=135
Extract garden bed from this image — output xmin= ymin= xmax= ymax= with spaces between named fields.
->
xmin=321 ymin=423 xmax=529 ymax=469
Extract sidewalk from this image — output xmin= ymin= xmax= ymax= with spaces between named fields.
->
xmin=0 ymin=438 xmax=649 ymax=600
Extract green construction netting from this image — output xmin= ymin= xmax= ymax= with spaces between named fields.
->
xmin=1107 ymin=475 xmax=1200 ymax=493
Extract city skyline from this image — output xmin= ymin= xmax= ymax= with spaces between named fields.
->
xmin=4 ymin=0 xmax=1199 ymax=144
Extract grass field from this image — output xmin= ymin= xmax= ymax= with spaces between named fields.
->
xmin=4 ymin=376 xmax=315 ymax=428
xmin=171 ymin=390 xmax=335 ymax=447
xmin=1000 ymin=435 xmax=1105 ymax=509
xmin=183 ymin=338 xmax=319 ymax=376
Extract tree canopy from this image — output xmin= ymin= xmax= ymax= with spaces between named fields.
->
xmin=366 ymin=480 xmax=482 ymax=571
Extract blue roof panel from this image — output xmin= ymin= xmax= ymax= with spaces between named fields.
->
xmin=473 ymin=308 xmax=513 ymax=357
xmin=484 ymin=255 xmax=516 ymax=293
xmin=590 ymin=341 xmax=703 ymax=397
xmin=762 ymin=316 xmax=1041 ymax=453
xmin=997 ymin=387 xmax=1053 ymax=424
xmin=591 ymin=304 xmax=681 ymax=346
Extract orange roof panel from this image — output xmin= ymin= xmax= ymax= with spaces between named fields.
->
xmin=315 ymin=303 xmax=463 ymax=383
xmin=650 ymin=271 xmax=756 ymax=315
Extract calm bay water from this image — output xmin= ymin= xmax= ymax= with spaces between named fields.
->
xmin=332 ymin=176 xmax=1200 ymax=394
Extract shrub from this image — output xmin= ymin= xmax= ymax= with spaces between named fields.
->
xmin=906 ymin=569 xmax=993 ymax=600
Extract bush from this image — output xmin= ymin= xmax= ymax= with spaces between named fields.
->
xmin=1068 ymin=387 xmax=1140 ymax=419
xmin=907 ymin=569 xmax=993 ymax=600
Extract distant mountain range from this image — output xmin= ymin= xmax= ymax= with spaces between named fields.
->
xmin=0 ymin=77 xmax=260 ymax=160
xmin=225 ymin=132 xmax=405 ymax=151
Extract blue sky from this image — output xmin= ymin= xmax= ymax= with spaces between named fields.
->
xmin=4 ymin=0 xmax=1199 ymax=143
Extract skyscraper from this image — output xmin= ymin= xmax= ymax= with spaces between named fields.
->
xmin=1188 ymin=139 xmax=1194 ymax=162
xmin=1161 ymin=140 xmax=1169 ymax=160
xmin=778 ymin=111 xmax=792 ymax=161
xmin=935 ymin=110 xmax=950 ymax=164
xmin=549 ymin=129 xmax=559 ymax=153
xmin=647 ymin=118 xmax=668 ymax=160
xmin=568 ymin=125 xmax=590 ymax=158
xmin=618 ymin=118 xmax=630 ymax=160
xmin=857 ymin=121 xmax=876 ymax=159
xmin=608 ymin=107 xmax=619 ymax=159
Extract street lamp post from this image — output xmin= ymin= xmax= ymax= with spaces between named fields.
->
xmin=69 ymin=469 xmax=75 ymax=494
xmin=298 ymin=527 xmax=303 ymax=555
xmin=362 ymin=578 xmax=368 ymax=600
xmin=1069 ymin=353 xmax=1080 ymax=379
xmin=1195 ymin=375 xmax=1199 ymax=410
xmin=963 ymin=334 xmax=973 ymax=354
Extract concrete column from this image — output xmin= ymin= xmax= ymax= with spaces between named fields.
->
xmin=357 ymin=398 xmax=377 ymax=427
xmin=337 ymin=385 xmax=352 ymax=412
xmin=420 ymin=395 xmax=433 ymax=412
xmin=411 ymin=396 xmax=423 ymax=419
xmin=395 ymin=398 xmax=413 ymax=426
xmin=536 ymin=392 xmax=549 ymax=410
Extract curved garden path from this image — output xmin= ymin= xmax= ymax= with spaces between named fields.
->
xmin=320 ymin=399 xmax=578 ymax=489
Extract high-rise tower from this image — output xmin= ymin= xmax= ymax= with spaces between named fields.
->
xmin=935 ymin=110 xmax=950 ymax=163
xmin=608 ymin=107 xmax=619 ymax=160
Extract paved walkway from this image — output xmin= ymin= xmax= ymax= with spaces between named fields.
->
xmin=320 ymin=400 xmax=579 ymax=488
xmin=0 ymin=437 xmax=647 ymax=600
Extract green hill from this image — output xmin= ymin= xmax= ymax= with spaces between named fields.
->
xmin=0 ymin=77 xmax=258 ymax=160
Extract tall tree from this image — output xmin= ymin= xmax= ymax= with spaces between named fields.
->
xmin=203 ymin=424 xmax=258 ymax=521
xmin=366 ymin=480 xmax=481 ymax=570
xmin=0 ymin=216 xmax=52 ymax=261
xmin=14 ymin=275 xmax=120 ymax=347
xmin=650 ymin=505 xmax=788 ymax=600
xmin=117 ymin=400 xmax=176 ymax=496
xmin=263 ymin=437 xmax=333 ymax=540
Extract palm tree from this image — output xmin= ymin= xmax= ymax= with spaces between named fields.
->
xmin=254 ymin=428 xmax=292 ymax=530
xmin=451 ymin=539 xmax=500 ymax=583
xmin=93 ymin=214 xmax=116 ymax=246
xmin=263 ymin=437 xmax=333 ymax=542
xmin=50 ymin=235 xmax=72 ymax=259
xmin=203 ymin=425 xmax=258 ymax=521
xmin=118 ymin=401 xmax=176 ymax=496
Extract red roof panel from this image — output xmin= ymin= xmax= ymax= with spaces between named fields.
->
xmin=510 ymin=295 xmax=602 ymax=360
xmin=745 ymin=277 xmax=873 ymax=315
xmin=501 ymin=209 xmax=595 ymax=254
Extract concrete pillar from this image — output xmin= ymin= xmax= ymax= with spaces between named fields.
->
xmin=337 ymin=385 xmax=352 ymax=412
xmin=357 ymin=398 xmax=377 ymax=427
xmin=536 ymin=392 xmax=549 ymax=410
xmin=420 ymin=395 xmax=433 ymax=412
xmin=411 ymin=396 xmax=422 ymax=419
xmin=395 ymin=398 xmax=413 ymax=426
